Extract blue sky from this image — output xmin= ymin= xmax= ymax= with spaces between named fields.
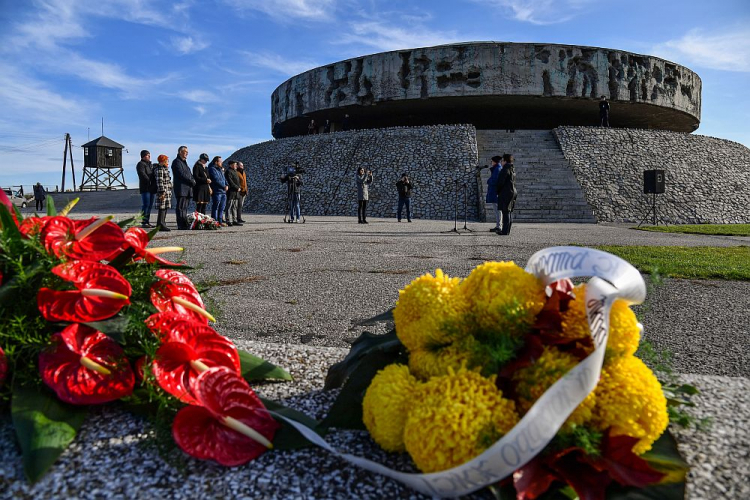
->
xmin=1 ymin=0 xmax=748 ymax=192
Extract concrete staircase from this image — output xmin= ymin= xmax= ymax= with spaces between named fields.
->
xmin=475 ymin=130 xmax=596 ymax=223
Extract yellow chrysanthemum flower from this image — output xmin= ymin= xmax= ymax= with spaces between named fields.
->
xmin=393 ymin=269 xmax=470 ymax=352
xmin=403 ymin=369 xmax=519 ymax=472
xmin=512 ymin=346 xmax=596 ymax=428
xmin=560 ymin=284 xmax=641 ymax=358
xmin=592 ymin=356 xmax=668 ymax=455
xmin=408 ymin=335 xmax=480 ymax=380
xmin=362 ymin=364 xmax=420 ymax=452
xmin=459 ymin=261 xmax=545 ymax=338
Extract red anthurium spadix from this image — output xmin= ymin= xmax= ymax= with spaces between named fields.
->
xmin=152 ymin=324 xmax=240 ymax=404
xmin=40 ymin=216 xmax=125 ymax=261
xmin=38 ymin=261 xmax=131 ymax=323
xmin=150 ymin=270 xmax=214 ymax=323
xmin=172 ymin=367 xmax=279 ymax=466
xmin=39 ymin=323 xmax=135 ymax=404
xmin=108 ymin=227 xmax=184 ymax=266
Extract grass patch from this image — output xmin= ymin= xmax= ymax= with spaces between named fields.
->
xmin=594 ymin=245 xmax=750 ymax=280
xmin=635 ymin=224 xmax=750 ymax=237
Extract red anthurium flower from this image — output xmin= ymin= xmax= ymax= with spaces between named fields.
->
xmin=152 ymin=324 xmax=240 ymax=404
xmin=172 ymin=367 xmax=279 ymax=466
xmin=40 ymin=215 xmax=125 ymax=261
xmin=145 ymin=311 xmax=194 ymax=340
xmin=0 ymin=189 xmax=19 ymax=227
xmin=150 ymin=270 xmax=214 ymax=323
xmin=38 ymin=323 xmax=135 ymax=405
xmin=19 ymin=216 xmax=46 ymax=238
xmin=107 ymin=227 xmax=184 ymax=266
xmin=38 ymin=261 xmax=131 ymax=323
xmin=0 ymin=346 xmax=7 ymax=388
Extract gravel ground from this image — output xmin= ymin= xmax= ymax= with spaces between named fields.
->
xmin=1 ymin=214 xmax=748 ymax=498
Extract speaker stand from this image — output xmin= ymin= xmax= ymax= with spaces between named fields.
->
xmin=637 ymin=192 xmax=666 ymax=227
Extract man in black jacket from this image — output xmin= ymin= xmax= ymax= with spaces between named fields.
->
xmin=171 ymin=146 xmax=195 ymax=230
xmin=225 ymin=160 xmax=242 ymax=226
xmin=136 ymin=150 xmax=157 ymax=227
xmin=496 ymin=154 xmax=517 ymax=235
xmin=396 ymin=173 xmax=413 ymax=222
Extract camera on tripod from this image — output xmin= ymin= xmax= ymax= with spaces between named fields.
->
xmin=279 ymin=162 xmax=306 ymax=183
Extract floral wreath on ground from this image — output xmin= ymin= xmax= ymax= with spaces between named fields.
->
xmin=187 ymin=211 xmax=220 ymax=230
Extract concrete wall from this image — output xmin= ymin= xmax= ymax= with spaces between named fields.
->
xmin=272 ymin=42 xmax=701 ymax=135
xmin=554 ymin=127 xmax=750 ymax=224
xmin=228 ymin=125 xmax=479 ymax=220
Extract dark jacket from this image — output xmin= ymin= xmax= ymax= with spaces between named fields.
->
xmin=396 ymin=178 xmax=412 ymax=198
xmin=136 ymin=160 xmax=157 ymax=194
xmin=33 ymin=184 xmax=46 ymax=200
xmin=226 ymin=167 xmax=241 ymax=193
xmin=171 ymin=157 xmax=195 ymax=198
xmin=496 ymin=163 xmax=517 ymax=211
xmin=486 ymin=164 xmax=500 ymax=203
xmin=208 ymin=163 xmax=227 ymax=192
xmin=192 ymin=161 xmax=211 ymax=203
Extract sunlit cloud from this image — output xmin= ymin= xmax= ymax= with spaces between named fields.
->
xmin=222 ymin=0 xmax=336 ymax=21
xmin=170 ymin=35 xmax=210 ymax=54
xmin=242 ymin=51 xmax=321 ymax=76
xmin=179 ymin=90 xmax=221 ymax=103
xmin=471 ymin=0 xmax=594 ymax=25
xmin=340 ymin=21 xmax=463 ymax=52
xmin=652 ymin=26 xmax=750 ymax=72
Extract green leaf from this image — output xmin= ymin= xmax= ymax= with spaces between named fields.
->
xmin=239 ymin=349 xmax=292 ymax=381
xmin=320 ymin=349 xmax=404 ymax=430
xmin=107 ymin=247 xmax=136 ymax=270
xmin=46 ymin=196 xmax=57 ymax=216
xmin=324 ymin=329 xmax=404 ymax=390
xmin=0 ymin=204 xmax=22 ymax=240
xmin=355 ymin=307 xmax=394 ymax=326
xmin=146 ymin=226 xmax=160 ymax=241
xmin=11 ymin=385 xmax=87 ymax=483
xmin=639 ymin=430 xmax=690 ymax=484
xmin=117 ymin=216 xmax=138 ymax=229
xmin=84 ymin=315 xmax=131 ymax=344
xmin=260 ymin=397 xmax=326 ymax=450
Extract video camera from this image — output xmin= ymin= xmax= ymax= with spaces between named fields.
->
xmin=279 ymin=163 xmax=306 ymax=183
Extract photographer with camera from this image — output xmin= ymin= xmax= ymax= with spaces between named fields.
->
xmin=280 ymin=161 xmax=304 ymax=223
xmin=486 ymin=156 xmax=502 ymax=233
xmin=356 ymin=166 xmax=373 ymax=224
xmin=396 ymin=172 xmax=412 ymax=222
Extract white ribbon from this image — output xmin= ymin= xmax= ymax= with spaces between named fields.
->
xmin=269 ymin=246 xmax=646 ymax=498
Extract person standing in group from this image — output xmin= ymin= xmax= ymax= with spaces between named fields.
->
xmin=308 ymin=119 xmax=317 ymax=135
xmin=599 ymin=96 xmax=610 ymax=127
xmin=208 ymin=156 xmax=227 ymax=226
xmin=33 ymin=182 xmax=46 ymax=211
xmin=154 ymin=154 xmax=173 ymax=232
xmin=171 ymin=146 xmax=195 ymax=230
xmin=496 ymin=154 xmax=517 ymax=236
xmin=136 ymin=150 xmax=157 ymax=227
xmin=323 ymin=119 xmax=331 ymax=133
xmin=396 ymin=172 xmax=413 ymax=222
xmin=356 ymin=167 xmax=373 ymax=224
xmin=225 ymin=160 xmax=242 ymax=226
xmin=192 ymin=153 xmax=212 ymax=215
xmin=236 ymin=161 xmax=247 ymax=224
xmin=486 ymin=156 xmax=502 ymax=232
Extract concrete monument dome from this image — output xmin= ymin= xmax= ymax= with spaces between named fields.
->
xmin=271 ymin=41 xmax=701 ymax=137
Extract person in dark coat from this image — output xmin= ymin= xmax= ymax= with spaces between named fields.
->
xmin=486 ymin=156 xmax=501 ymax=232
xmin=495 ymin=154 xmax=517 ymax=236
xmin=33 ymin=182 xmax=46 ymax=211
xmin=192 ymin=153 xmax=211 ymax=215
xmin=599 ymin=96 xmax=610 ymax=127
xmin=224 ymin=160 xmax=242 ymax=226
xmin=396 ymin=173 xmax=412 ymax=222
xmin=171 ymin=145 xmax=195 ymax=230
xmin=136 ymin=150 xmax=157 ymax=227
xmin=208 ymin=156 xmax=227 ymax=225
xmin=356 ymin=167 xmax=373 ymax=224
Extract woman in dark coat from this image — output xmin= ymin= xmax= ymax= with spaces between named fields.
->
xmin=496 ymin=154 xmax=517 ymax=235
xmin=193 ymin=153 xmax=211 ymax=214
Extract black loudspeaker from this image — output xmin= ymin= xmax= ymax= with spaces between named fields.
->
xmin=644 ymin=170 xmax=665 ymax=194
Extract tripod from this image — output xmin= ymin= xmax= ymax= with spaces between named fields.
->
xmin=283 ymin=178 xmax=306 ymax=223
xmin=637 ymin=192 xmax=665 ymax=227
xmin=443 ymin=178 xmax=475 ymax=234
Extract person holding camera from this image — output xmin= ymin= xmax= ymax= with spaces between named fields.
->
xmin=496 ymin=154 xmax=517 ymax=235
xmin=356 ymin=167 xmax=373 ymax=224
xmin=396 ymin=173 xmax=412 ymax=222
xmin=284 ymin=164 xmax=303 ymax=223
xmin=486 ymin=156 xmax=502 ymax=232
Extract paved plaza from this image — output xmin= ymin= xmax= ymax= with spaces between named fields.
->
xmin=2 ymin=213 xmax=748 ymax=499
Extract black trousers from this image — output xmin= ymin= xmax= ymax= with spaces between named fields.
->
xmin=36 ymin=199 xmax=44 ymax=210
xmin=176 ymin=196 xmax=190 ymax=229
xmin=600 ymin=112 xmax=609 ymax=127
xmin=501 ymin=210 xmax=513 ymax=235
xmin=358 ymin=200 xmax=368 ymax=221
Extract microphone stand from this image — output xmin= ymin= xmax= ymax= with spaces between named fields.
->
xmin=461 ymin=182 xmax=474 ymax=232
xmin=443 ymin=178 xmax=461 ymax=234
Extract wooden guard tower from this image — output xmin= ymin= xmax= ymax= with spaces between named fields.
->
xmin=80 ymin=136 xmax=127 ymax=191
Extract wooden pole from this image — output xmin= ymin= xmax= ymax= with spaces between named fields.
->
xmin=68 ymin=134 xmax=76 ymax=191
xmin=61 ymin=133 xmax=68 ymax=192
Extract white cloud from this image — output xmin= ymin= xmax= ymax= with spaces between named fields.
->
xmin=340 ymin=21 xmax=463 ymax=52
xmin=170 ymin=35 xmax=210 ymax=55
xmin=222 ymin=0 xmax=336 ymax=21
xmin=179 ymin=90 xmax=221 ymax=103
xmin=471 ymin=0 xmax=593 ymax=25
xmin=242 ymin=51 xmax=320 ymax=76
xmin=194 ymin=106 xmax=207 ymax=116
xmin=652 ymin=27 xmax=750 ymax=73
xmin=0 ymin=65 xmax=87 ymax=122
